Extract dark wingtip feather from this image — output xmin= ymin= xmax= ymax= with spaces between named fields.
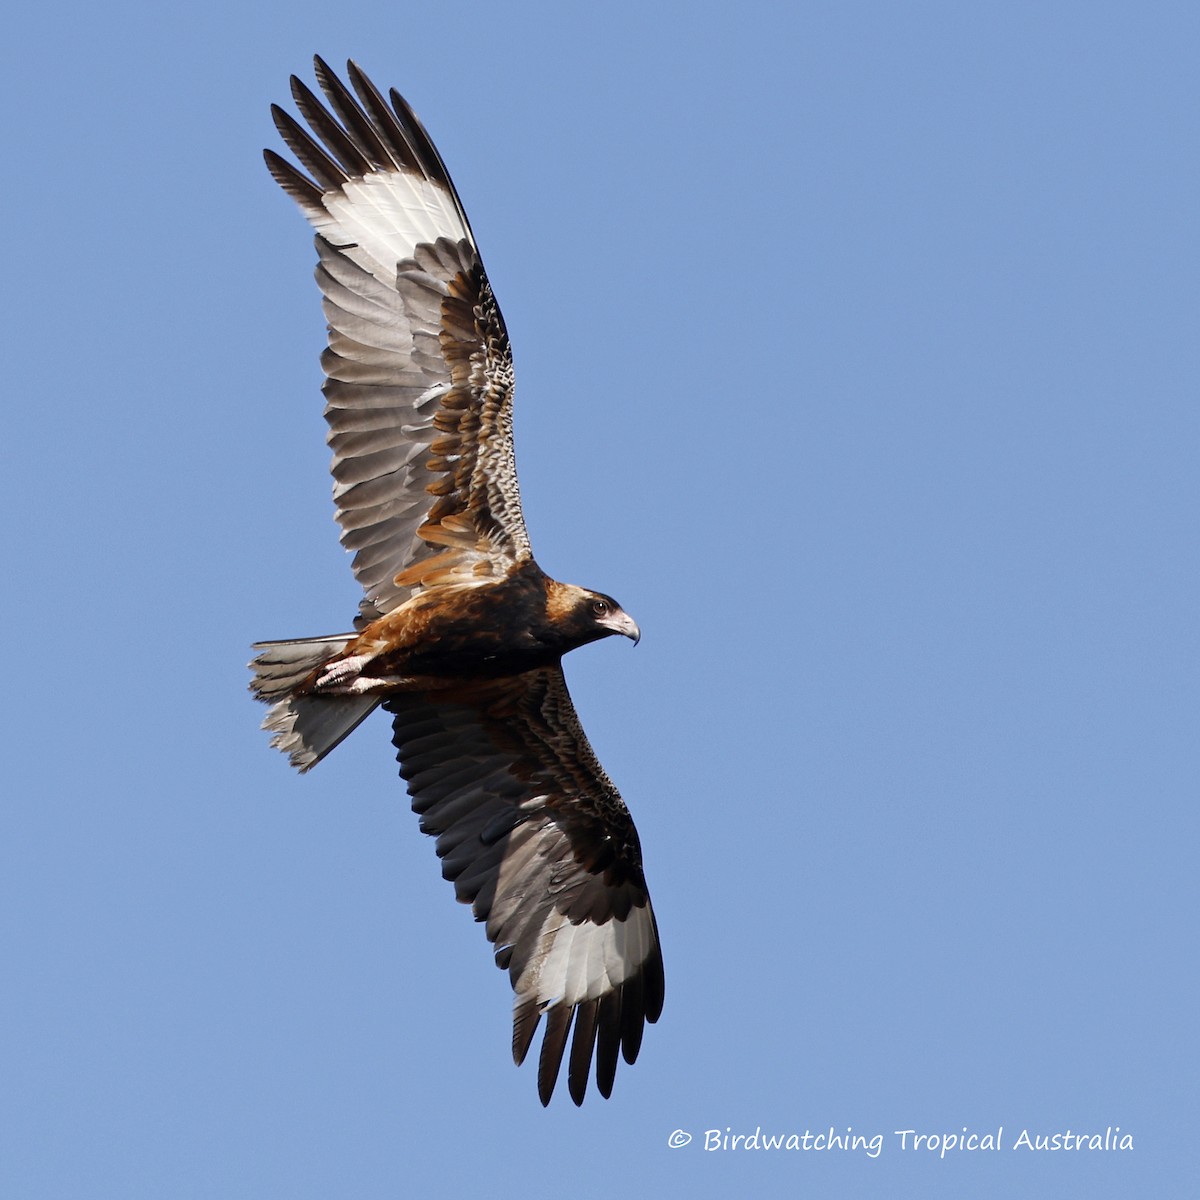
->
xmin=289 ymin=74 xmax=372 ymax=176
xmin=512 ymin=997 xmax=540 ymax=1066
xmin=270 ymin=103 xmax=347 ymax=192
xmin=312 ymin=55 xmax=393 ymax=170
xmin=567 ymin=1000 xmax=598 ymax=1106
xmin=263 ymin=148 xmax=323 ymax=210
xmin=311 ymin=53 xmax=338 ymax=90
xmin=345 ymin=59 xmax=423 ymax=175
xmin=594 ymin=990 xmax=622 ymax=1099
xmin=537 ymin=1006 xmax=573 ymax=1107
xmin=620 ymin=974 xmax=647 ymax=1065
xmin=644 ymin=942 xmax=666 ymax=1025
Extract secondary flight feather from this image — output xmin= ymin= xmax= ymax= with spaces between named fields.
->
xmin=249 ymin=57 xmax=663 ymax=1106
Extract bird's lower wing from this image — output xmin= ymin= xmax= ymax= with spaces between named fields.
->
xmin=384 ymin=667 xmax=663 ymax=1105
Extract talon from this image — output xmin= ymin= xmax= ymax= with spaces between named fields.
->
xmin=313 ymin=654 xmax=372 ymax=692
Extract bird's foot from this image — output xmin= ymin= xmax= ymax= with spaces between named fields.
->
xmin=312 ymin=654 xmax=374 ymax=693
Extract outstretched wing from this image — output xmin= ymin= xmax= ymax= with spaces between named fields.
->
xmin=384 ymin=668 xmax=664 ymax=1106
xmin=266 ymin=58 xmax=531 ymax=624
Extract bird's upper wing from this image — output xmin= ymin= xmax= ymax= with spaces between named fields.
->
xmin=266 ymin=58 xmax=531 ymax=624
xmin=384 ymin=668 xmax=664 ymax=1106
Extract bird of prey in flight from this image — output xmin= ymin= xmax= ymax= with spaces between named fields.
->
xmin=249 ymin=57 xmax=663 ymax=1106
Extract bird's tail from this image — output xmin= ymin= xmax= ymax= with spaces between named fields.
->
xmin=249 ymin=635 xmax=379 ymax=772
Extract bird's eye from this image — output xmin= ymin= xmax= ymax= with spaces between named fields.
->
xmin=591 ymin=599 xmax=610 ymax=617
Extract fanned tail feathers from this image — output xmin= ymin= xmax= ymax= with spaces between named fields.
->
xmin=249 ymin=635 xmax=378 ymax=771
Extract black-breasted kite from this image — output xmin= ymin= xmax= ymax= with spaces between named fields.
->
xmin=249 ymin=58 xmax=663 ymax=1106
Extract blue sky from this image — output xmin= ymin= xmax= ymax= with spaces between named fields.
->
xmin=2 ymin=2 xmax=1195 ymax=1197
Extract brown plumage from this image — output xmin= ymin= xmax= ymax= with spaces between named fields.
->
xmin=249 ymin=58 xmax=663 ymax=1106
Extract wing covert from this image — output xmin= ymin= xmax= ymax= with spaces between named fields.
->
xmin=266 ymin=58 xmax=531 ymax=624
xmin=384 ymin=668 xmax=664 ymax=1106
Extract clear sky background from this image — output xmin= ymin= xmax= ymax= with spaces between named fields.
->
xmin=2 ymin=2 xmax=1195 ymax=1197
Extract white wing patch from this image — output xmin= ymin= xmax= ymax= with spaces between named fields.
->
xmin=314 ymin=172 xmax=470 ymax=287
xmin=516 ymin=903 xmax=657 ymax=1009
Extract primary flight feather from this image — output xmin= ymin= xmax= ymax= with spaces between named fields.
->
xmin=249 ymin=57 xmax=663 ymax=1106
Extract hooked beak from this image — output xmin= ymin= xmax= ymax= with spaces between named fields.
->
xmin=600 ymin=610 xmax=641 ymax=645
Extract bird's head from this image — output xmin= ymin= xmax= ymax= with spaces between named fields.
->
xmin=547 ymin=582 xmax=641 ymax=648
